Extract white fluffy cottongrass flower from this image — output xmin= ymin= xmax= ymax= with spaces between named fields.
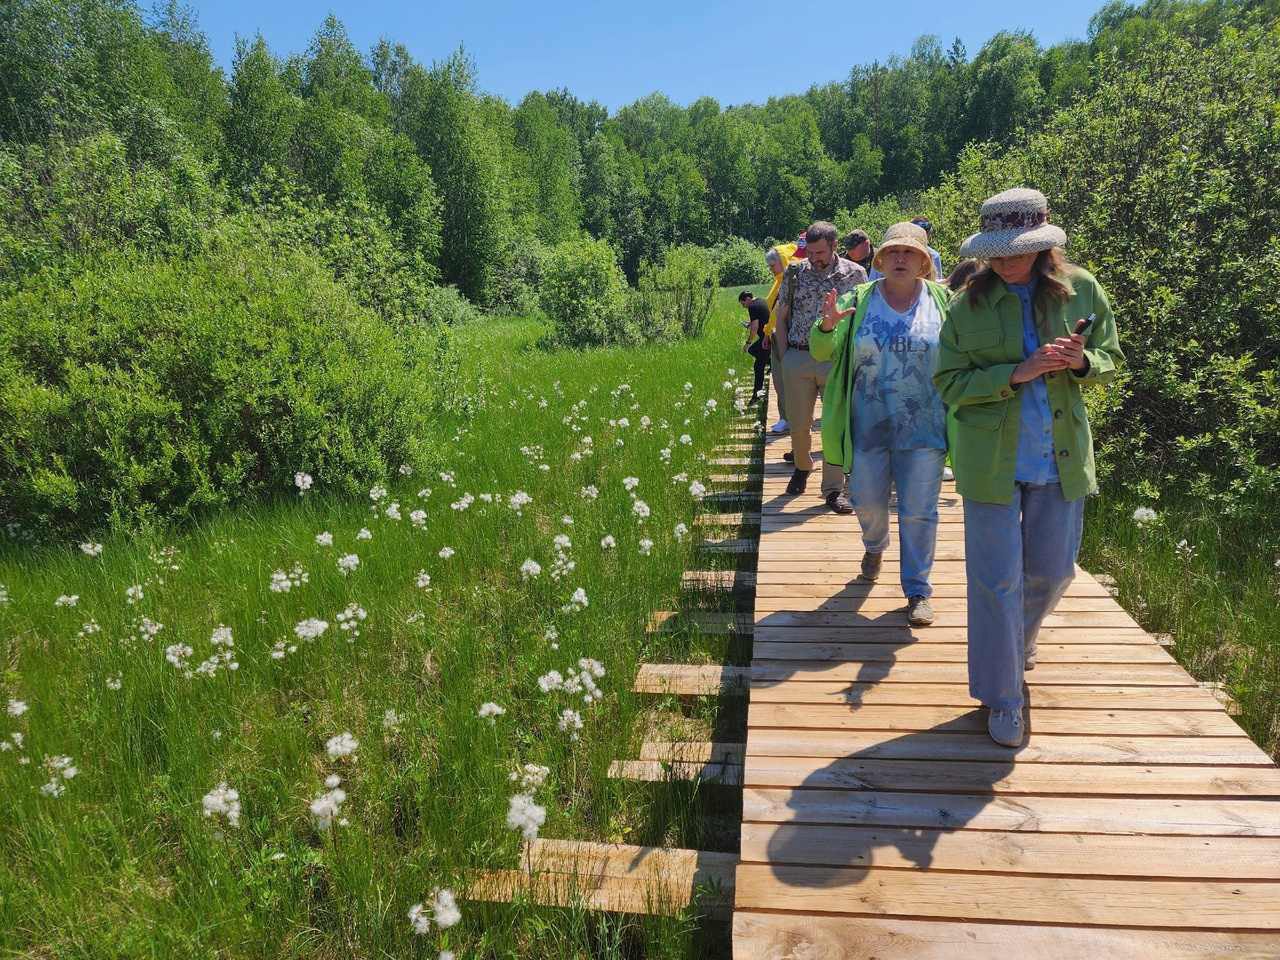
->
xmin=511 ymin=763 xmax=551 ymax=791
xmin=79 ymin=542 xmax=103 ymax=557
xmin=659 ymin=447 xmax=672 ymax=462
xmin=600 ymin=534 xmax=616 ymax=549
xmin=537 ymin=670 xmax=564 ymax=693
xmin=309 ymin=783 xmax=347 ymax=830
xmin=558 ymin=708 xmax=583 ymax=739
xmin=623 ymin=476 xmax=640 ymax=492
xmin=689 ymin=480 xmax=707 ymax=498
xmin=580 ymin=484 xmax=599 ymax=500
xmin=679 ymin=433 xmax=692 ymax=445
xmin=369 ymin=484 xmax=388 ymax=503
xmin=508 ymin=490 xmax=533 ymax=514
xmin=54 ymin=594 xmax=79 ymax=608
xmin=415 ymin=571 xmax=432 ymax=589
xmin=106 ymin=673 xmax=123 ymax=690
xmin=632 ymin=499 xmax=650 ymax=520
xmin=7 ymin=698 xmax=28 ymax=718
xmin=39 ymin=755 xmax=78 ymax=797
xmin=384 ymin=501 xmax=402 ymax=521
xmin=478 ymin=702 xmax=506 ymax=723
xmin=325 ymin=732 xmax=359 ymax=761
xmin=410 ymin=509 xmax=428 ymax=527
xmin=336 ymin=603 xmax=367 ymax=639
xmin=294 ymin=617 xmax=328 ymax=641
xmin=410 ymin=888 xmax=462 ymax=934
xmin=203 ymin=783 xmax=241 ymax=828
xmin=638 ymin=538 xmax=654 ymax=555
xmin=520 ymin=559 xmax=542 ymax=580
xmin=561 ymin=587 xmax=589 ymax=614
xmin=1132 ymin=507 xmax=1158 ymax=525
xmin=705 ymin=398 xmax=718 ymax=412
xmin=506 ymin=793 xmax=546 ymax=840
xmin=356 ymin=527 xmax=373 ymax=541
xmin=1176 ymin=539 xmax=1196 ymax=560
xmin=294 ymin=472 xmax=313 ymax=494
xmin=674 ymin=523 xmax=689 ymax=542
xmin=337 ymin=553 xmax=360 ymax=575
xmin=165 ymin=642 xmax=194 ymax=672
xmin=315 ymin=531 xmax=334 ymax=547
xmin=438 ymin=546 xmax=455 ymax=560
xmin=125 ymin=584 xmax=144 ymax=604
xmin=270 ymin=563 xmax=309 ymax=593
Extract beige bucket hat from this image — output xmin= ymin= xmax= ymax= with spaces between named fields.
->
xmin=959 ymin=187 xmax=1067 ymax=259
xmin=871 ymin=222 xmax=936 ymax=280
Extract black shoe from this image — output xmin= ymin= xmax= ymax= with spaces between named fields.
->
xmin=825 ymin=491 xmax=853 ymax=514
xmin=906 ymin=595 xmax=935 ymax=626
xmin=859 ymin=551 xmax=883 ymax=582
xmin=785 ymin=468 xmax=811 ymax=495
xmin=783 ymin=451 xmax=794 ymax=463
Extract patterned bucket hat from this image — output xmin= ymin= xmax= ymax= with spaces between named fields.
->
xmin=958 ymin=188 xmax=1067 ymax=259
xmin=872 ymin=222 xmax=936 ymax=280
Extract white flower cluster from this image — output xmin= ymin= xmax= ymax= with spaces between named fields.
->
xmin=325 ymin=732 xmax=359 ymax=761
xmin=638 ymin=538 xmax=654 ymax=556
xmin=382 ymin=708 xmax=403 ymax=732
xmin=450 ymin=493 xmax=474 ymax=511
xmin=54 ymin=594 xmax=78 ymax=608
xmin=508 ymin=490 xmax=533 ymax=515
xmin=294 ymin=472 xmax=313 ymax=494
xmin=560 ymin=587 xmax=588 ymax=614
xmin=477 ymin=702 xmax=505 ymax=723
xmin=202 ymin=782 xmax=241 ymax=827
xmin=689 ymin=480 xmax=707 ymax=498
xmin=40 ymin=755 xmax=78 ymax=797
xmin=520 ymin=558 xmax=542 ymax=580
xmin=269 ymin=563 xmax=309 ymax=593
xmin=1132 ymin=506 xmax=1157 ymax=525
xmin=336 ymin=553 xmax=361 ymax=576
xmin=294 ymin=618 xmax=329 ymax=641
xmin=506 ymin=791 xmax=547 ymax=841
xmin=7 ymin=698 xmax=28 ymax=718
xmin=80 ymin=542 xmax=103 ymax=557
xmin=356 ymin=527 xmax=373 ymax=541
xmin=336 ymin=603 xmax=367 ymax=640
xmin=438 ymin=546 xmax=455 ymax=560
xmin=558 ymin=708 xmax=583 ymax=739
xmin=315 ymin=531 xmax=334 ymax=547
xmin=580 ymin=484 xmax=598 ymax=500
xmin=415 ymin=571 xmax=432 ymax=590
xmin=409 ymin=888 xmax=462 ymax=935
xmin=510 ymin=763 xmax=551 ymax=792
xmin=410 ymin=508 xmax=428 ymax=528
xmin=310 ymin=774 xmax=348 ymax=830
xmin=125 ymin=584 xmax=144 ymax=604
xmin=192 ymin=625 xmax=238 ymax=678
xmin=369 ymin=484 xmax=388 ymax=503
xmin=674 ymin=523 xmax=689 ymax=543
xmin=600 ymin=534 xmax=616 ymax=550
xmin=549 ymin=534 xmax=575 ymax=581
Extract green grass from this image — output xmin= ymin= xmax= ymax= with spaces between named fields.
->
xmin=1081 ymin=494 xmax=1280 ymax=758
xmin=0 ymin=291 xmax=758 ymax=958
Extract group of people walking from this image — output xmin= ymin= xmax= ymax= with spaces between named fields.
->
xmin=739 ymin=188 xmax=1124 ymax=746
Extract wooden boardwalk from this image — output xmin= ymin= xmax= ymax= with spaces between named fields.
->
xmin=732 ymin=394 xmax=1280 ymax=958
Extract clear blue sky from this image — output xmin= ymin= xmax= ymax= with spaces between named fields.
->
xmin=185 ymin=0 xmax=1100 ymax=111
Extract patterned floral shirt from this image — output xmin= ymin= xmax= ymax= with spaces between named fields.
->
xmin=778 ymin=256 xmax=867 ymax=348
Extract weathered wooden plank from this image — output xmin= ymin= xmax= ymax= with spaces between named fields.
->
xmin=750 ymin=659 xmax=1194 ymax=685
xmin=745 ymin=728 xmax=1274 ymax=765
xmin=747 ymin=680 xmax=1222 ymax=710
xmin=752 ymin=641 xmax=1172 ymax=664
xmin=693 ymin=511 xmax=761 ymax=527
xmin=746 ymin=702 xmax=1244 ymax=737
xmin=632 ymin=663 xmax=749 ymax=696
xmin=608 ymin=759 xmax=743 ymax=786
xmin=733 ymin=912 xmax=1280 ymax=958
xmin=742 ymin=755 xmax=1280 ymax=797
xmin=638 ymin=741 xmax=744 ymax=764
xmin=697 ymin=537 xmax=758 ymax=555
xmin=733 ymin=864 xmax=1280 ymax=928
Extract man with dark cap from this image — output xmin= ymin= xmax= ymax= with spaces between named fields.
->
xmin=842 ymin=230 xmax=877 ymax=278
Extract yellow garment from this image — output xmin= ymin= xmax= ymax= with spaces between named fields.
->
xmin=763 ymin=242 xmax=798 ymax=337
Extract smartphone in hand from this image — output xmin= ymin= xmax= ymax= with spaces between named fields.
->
xmin=1072 ymin=313 xmax=1097 ymax=337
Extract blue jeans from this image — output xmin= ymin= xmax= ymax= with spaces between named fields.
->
xmin=849 ymin=447 xmax=945 ymax=598
xmin=963 ymin=483 xmax=1085 ymax=711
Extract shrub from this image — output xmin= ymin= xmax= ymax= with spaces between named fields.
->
xmin=0 ymin=242 xmax=449 ymax=534
xmin=539 ymin=237 xmax=637 ymax=347
xmin=491 ymin=237 xmax=552 ymax=315
xmin=422 ymin=283 xmax=480 ymax=327
xmin=712 ymin=237 xmax=769 ymax=286
xmin=634 ymin=244 xmax=720 ymax=340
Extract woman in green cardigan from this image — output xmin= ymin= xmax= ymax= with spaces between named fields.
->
xmin=933 ymin=188 xmax=1124 ymax=747
xmin=812 ymin=222 xmax=952 ymax=627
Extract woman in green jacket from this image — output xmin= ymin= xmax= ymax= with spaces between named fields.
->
xmin=933 ymin=188 xmax=1124 ymax=747
xmin=812 ymin=222 xmax=952 ymax=627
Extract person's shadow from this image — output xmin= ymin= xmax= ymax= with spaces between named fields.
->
xmin=751 ymin=480 xmax=1019 ymax=888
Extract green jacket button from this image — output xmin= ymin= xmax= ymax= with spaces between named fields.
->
xmin=1059 ymin=449 xmax=1069 ymax=457
xmin=1054 ymin=409 xmax=1063 ymax=419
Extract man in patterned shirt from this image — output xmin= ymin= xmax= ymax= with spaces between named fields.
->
xmin=775 ymin=221 xmax=867 ymax=510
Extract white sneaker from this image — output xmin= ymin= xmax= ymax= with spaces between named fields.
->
xmin=988 ymin=708 xmax=1025 ymax=747
xmin=770 ymin=419 xmax=789 ymax=434
xmin=943 ymin=466 xmax=954 ymax=480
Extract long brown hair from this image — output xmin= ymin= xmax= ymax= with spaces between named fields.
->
xmin=963 ymin=248 xmax=1073 ymax=310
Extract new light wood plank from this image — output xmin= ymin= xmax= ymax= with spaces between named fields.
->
xmin=733 ymin=864 xmax=1280 ymax=928
xmin=748 ymin=680 xmax=1222 ymax=710
xmin=743 ymin=755 xmax=1280 ymax=797
xmin=733 ymin=912 xmax=1280 ymax=959
xmin=751 ymin=641 xmax=1172 ymax=664
xmin=747 ymin=702 xmax=1244 ymax=737
xmin=750 ymin=660 xmax=1194 ymax=685
xmin=752 ymin=580 xmax=1108 ymax=597
xmin=742 ymin=787 xmax=1280 ymax=836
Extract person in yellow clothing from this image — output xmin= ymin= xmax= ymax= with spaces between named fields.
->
xmin=763 ymin=243 xmax=797 ymax=433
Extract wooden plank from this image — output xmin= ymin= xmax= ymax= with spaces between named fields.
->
xmin=756 ymin=626 xmax=1156 ymax=645
xmin=680 ymin=569 xmax=756 ymax=592
xmin=638 ymin=742 xmax=744 ymax=764
xmin=733 ymin=912 xmax=1280 ymax=959
xmin=750 ymin=660 xmax=1194 ymax=685
xmin=742 ymin=755 xmax=1280 ymax=797
xmin=697 ymin=537 xmax=757 ymax=555
xmin=739 ymin=822 xmax=1280 ymax=878
xmin=748 ymin=680 xmax=1223 ymax=710
xmin=746 ymin=702 xmax=1245 ymax=737
xmin=693 ymin=511 xmax=761 ymax=527
xmin=648 ymin=610 xmax=753 ymax=635
xmin=733 ymin=864 xmax=1280 ymax=928
xmin=470 ymin=840 xmax=735 ymax=918
xmin=744 ymin=729 xmax=1276 ymax=765
xmin=751 ymin=642 xmax=1172 ymax=664
xmin=754 ymin=596 xmax=1123 ymax=613
xmin=743 ymin=786 xmax=1280 ymax=836
xmin=752 ymin=611 xmax=1139 ymax=628
xmin=752 ymin=580 xmax=1109 ymax=597
xmin=633 ymin=663 xmax=749 ymax=696
xmin=608 ymin=759 xmax=742 ymax=786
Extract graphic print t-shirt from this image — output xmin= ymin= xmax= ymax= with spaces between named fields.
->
xmin=851 ymin=284 xmax=947 ymax=451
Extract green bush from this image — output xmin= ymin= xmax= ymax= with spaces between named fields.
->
xmin=422 ymin=283 xmax=480 ymax=327
xmin=634 ymin=244 xmax=720 ymax=340
xmin=0 ymin=242 xmax=448 ymax=534
xmin=539 ymin=237 xmax=637 ymax=347
xmin=712 ymin=236 xmax=769 ymax=286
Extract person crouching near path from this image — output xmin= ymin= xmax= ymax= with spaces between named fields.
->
xmin=813 ymin=222 xmax=952 ymax=627
xmin=775 ymin=221 xmax=866 ymax=513
xmin=933 ymin=188 xmax=1124 ymax=747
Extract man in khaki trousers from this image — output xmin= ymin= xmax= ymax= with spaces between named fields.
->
xmin=775 ymin=221 xmax=866 ymax=513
